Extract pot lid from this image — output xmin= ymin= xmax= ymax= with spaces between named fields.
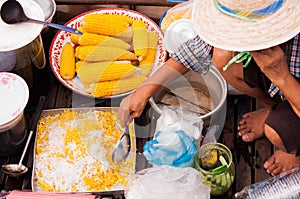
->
xmin=0 ymin=72 xmax=29 ymax=126
xmin=0 ymin=0 xmax=44 ymax=52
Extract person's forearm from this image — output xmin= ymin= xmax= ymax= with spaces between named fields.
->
xmin=137 ymin=57 xmax=189 ymax=98
xmin=275 ymin=73 xmax=300 ymax=117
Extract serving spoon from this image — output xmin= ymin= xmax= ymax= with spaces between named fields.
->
xmin=0 ymin=0 xmax=82 ymax=35
xmin=112 ymin=126 xmax=131 ymax=163
xmin=1 ymin=96 xmax=45 ymax=177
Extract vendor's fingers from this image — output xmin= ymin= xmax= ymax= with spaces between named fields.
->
xmin=129 ymin=110 xmax=142 ymax=119
xmin=118 ymin=97 xmax=131 ymax=127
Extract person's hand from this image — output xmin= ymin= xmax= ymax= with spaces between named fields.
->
xmin=118 ymin=88 xmax=150 ymax=127
xmin=251 ymin=46 xmax=290 ymax=85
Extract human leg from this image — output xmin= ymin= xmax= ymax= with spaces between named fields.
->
xmin=237 ymin=108 xmax=270 ymax=142
xmin=213 ymin=48 xmax=275 ymax=106
xmin=263 ymin=149 xmax=300 ymax=175
xmin=213 ymin=48 xmax=274 ymax=141
xmin=263 ymin=101 xmax=300 ymax=175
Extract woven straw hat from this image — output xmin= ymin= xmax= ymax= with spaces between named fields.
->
xmin=192 ymin=0 xmax=300 ymax=51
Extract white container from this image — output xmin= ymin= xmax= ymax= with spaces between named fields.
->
xmin=0 ymin=72 xmax=29 ymax=156
xmin=163 ymin=19 xmax=198 ymax=53
xmin=149 ymin=67 xmax=227 ymax=139
xmin=33 ymin=0 xmax=56 ymax=30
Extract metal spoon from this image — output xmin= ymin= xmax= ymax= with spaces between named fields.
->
xmin=112 ymin=126 xmax=131 ymax=163
xmin=1 ymin=96 xmax=45 ymax=177
xmin=0 ymin=0 xmax=82 ymax=35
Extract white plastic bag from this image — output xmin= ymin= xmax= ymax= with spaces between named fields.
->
xmin=143 ymin=107 xmax=203 ymax=167
xmin=155 ymin=106 xmax=203 ymax=142
xmin=125 ymin=165 xmax=210 ymax=199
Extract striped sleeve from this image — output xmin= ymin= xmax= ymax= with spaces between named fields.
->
xmin=170 ymin=35 xmax=213 ymax=74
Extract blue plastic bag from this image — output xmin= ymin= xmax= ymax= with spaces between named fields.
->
xmin=143 ymin=130 xmax=197 ymax=167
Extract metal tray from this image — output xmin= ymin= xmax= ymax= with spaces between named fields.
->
xmin=31 ymin=107 xmax=136 ymax=193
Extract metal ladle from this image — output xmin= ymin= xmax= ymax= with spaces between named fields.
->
xmin=112 ymin=126 xmax=131 ymax=163
xmin=0 ymin=0 xmax=82 ymax=35
xmin=1 ymin=96 xmax=45 ymax=177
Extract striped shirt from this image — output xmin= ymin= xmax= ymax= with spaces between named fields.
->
xmin=170 ymin=34 xmax=300 ymax=97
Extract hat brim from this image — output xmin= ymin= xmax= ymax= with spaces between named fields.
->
xmin=192 ymin=0 xmax=300 ymax=51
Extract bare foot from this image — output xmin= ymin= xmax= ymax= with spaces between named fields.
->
xmin=238 ymin=107 xmax=270 ymax=142
xmin=263 ymin=150 xmax=300 ymax=175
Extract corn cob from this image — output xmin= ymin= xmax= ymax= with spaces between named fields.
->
xmin=91 ymin=74 xmax=147 ymax=97
xmin=139 ymin=31 xmax=158 ymax=76
xmin=75 ymin=46 xmax=137 ymax=62
xmin=60 ymin=42 xmax=76 ymax=80
xmin=132 ymin=20 xmax=148 ymax=61
xmin=75 ymin=60 xmax=84 ymax=73
xmin=78 ymin=32 xmax=131 ymax=50
xmin=70 ymin=27 xmax=86 ymax=45
xmin=82 ymin=14 xmax=133 ymax=39
xmin=77 ymin=61 xmax=140 ymax=84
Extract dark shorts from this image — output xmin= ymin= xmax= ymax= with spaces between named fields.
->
xmin=244 ymin=61 xmax=300 ymax=156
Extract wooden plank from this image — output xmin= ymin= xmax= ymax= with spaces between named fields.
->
xmin=254 ymin=99 xmax=273 ymax=182
xmin=55 ymin=84 xmax=73 ymax=108
xmin=54 ymin=4 xmax=172 ymax=24
xmin=219 ymin=95 xmax=236 ymax=198
xmin=54 ymin=5 xmax=119 ymax=23
xmin=134 ymin=5 xmax=170 ymax=23
xmin=234 ymin=95 xmax=253 ymax=192
xmin=55 ymin=0 xmax=178 ymax=6
xmin=254 ymin=138 xmax=272 ymax=182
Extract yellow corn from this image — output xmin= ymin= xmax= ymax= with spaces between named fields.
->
xmin=37 ymin=180 xmax=53 ymax=192
xmin=91 ymin=74 xmax=147 ymax=97
xmin=75 ymin=46 xmax=137 ymax=62
xmin=78 ymin=32 xmax=131 ymax=50
xmin=60 ymin=42 xmax=76 ymax=80
xmin=132 ymin=20 xmax=148 ymax=60
xmin=70 ymin=27 xmax=86 ymax=44
xmin=75 ymin=60 xmax=84 ymax=73
xmin=139 ymin=31 xmax=158 ymax=76
xmin=77 ymin=61 xmax=140 ymax=84
xmin=82 ymin=14 xmax=133 ymax=39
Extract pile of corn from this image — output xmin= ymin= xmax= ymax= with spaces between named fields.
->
xmin=34 ymin=109 xmax=135 ymax=192
xmin=59 ymin=13 xmax=159 ymax=97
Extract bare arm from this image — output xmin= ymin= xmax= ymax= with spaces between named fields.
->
xmin=118 ymin=57 xmax=189 ymax=126
xmin=252 ymin=46 xmax=300 ymax=116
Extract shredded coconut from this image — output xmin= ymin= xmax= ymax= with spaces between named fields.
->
xmin=33 ymin=109 xmax=135 ymax=192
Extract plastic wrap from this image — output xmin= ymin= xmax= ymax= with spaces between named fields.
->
xmin=235 ymin=167 xmax=300 ymax=199
xmin=143 ymin=107 xmax=203 ymax=167
xmin=125 ymin=165 xmax=210 ymax=199
xmin=160 ymin=0 xmax=194 ymax=33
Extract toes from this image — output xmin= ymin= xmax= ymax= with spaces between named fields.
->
xmin=266 ymin=163 xmax=281 ymax=175
xmin=264 ymin=155 xmax=275 ymax=170
xmin=238 ymin=127 xmax=251 ymax=136
xmin=242 ymin=133 xmax=254 ymax=142
xmin=238 ymin=123 xmax=251 ymax=134
xmin=264 ymin=155 xmax=278 ymax=175
xmin=239 ymin=118 xmax=246 ymax=125
xmin=270 ymin=166 xmax=282 ymax=176
xmin=241 ymin=113 xmax=251 ymax=119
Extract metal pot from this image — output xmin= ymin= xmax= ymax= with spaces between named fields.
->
xmin=0 ymin=0 xmax=48 ymax=107
xmin=0 ymin=72 xmax=29 ymax=156
xmin=149 ymin=67 xmax=227 ymax=138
